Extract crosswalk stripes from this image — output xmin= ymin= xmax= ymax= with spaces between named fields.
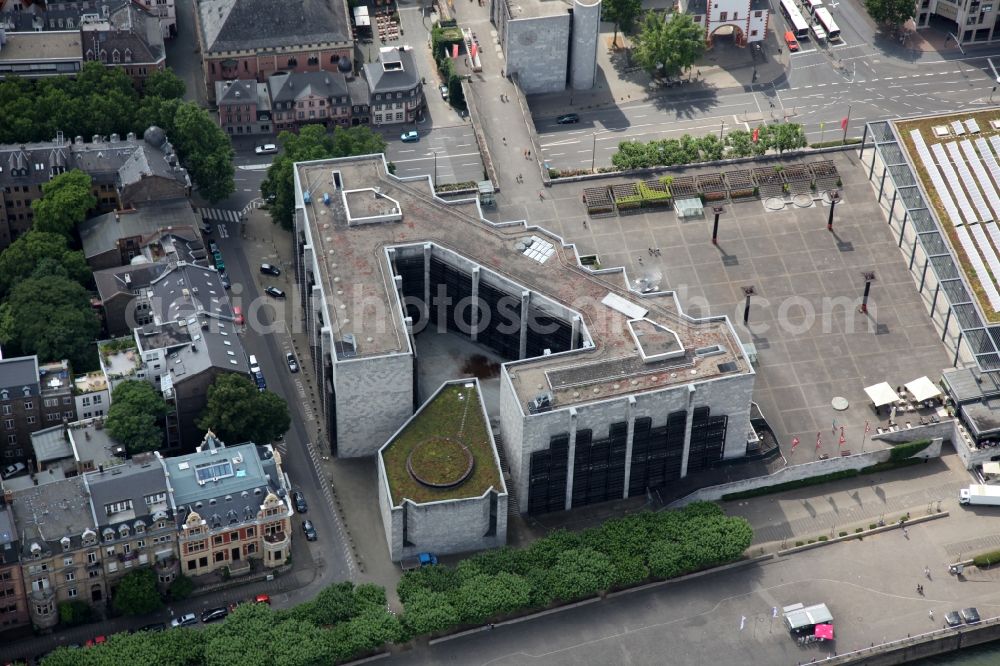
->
xmin=197 ymin=207 xmax=242 ymax=223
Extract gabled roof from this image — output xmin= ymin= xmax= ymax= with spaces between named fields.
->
xmin=268 ymin=71 xmax=348 ymax=104
xmin=78 ymin=199 xmax=199 ymax=260
xmin=215 ymin=79 xmax=259 ymax=106
xmin=84 ymin=458 xmax=170 ymax=530
xmin=196 ymin=0 xmax=351 ymax=54
xmin=94 ymin=262 xmax=169 ymax=302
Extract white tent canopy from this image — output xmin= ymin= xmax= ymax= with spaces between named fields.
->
xmin=906 ymin=376 xmax=941 ymax=402
xmin=865 ymin=382 xmax=898 ymax=407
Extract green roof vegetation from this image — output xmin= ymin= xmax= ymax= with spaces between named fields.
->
xmin=382 ymin=384 xmax=502 ymax=504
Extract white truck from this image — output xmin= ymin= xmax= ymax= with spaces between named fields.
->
xmin=959 ymin=485 xmax=1000 ymax=506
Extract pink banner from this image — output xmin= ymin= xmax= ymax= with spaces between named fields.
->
xmin=452 ymin=44 xmax=459 ymax=59
xmin=471 ymin=43 xmax=478 ymax=59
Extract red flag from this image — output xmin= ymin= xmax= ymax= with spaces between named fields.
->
xmin=815 ymin=432 xmax=822 ymax=451
xmin=864 ymin=421 xmax=871 ymax=434
xmin=791 ymin=437 xmax=800 ymax=450
xmin=839 ymin=433 xmax=846 ymax=447
xmin=841 ymin=116 xmax=849 ymax=130
xmin=752 ymin=128 xmax=759 ymax=143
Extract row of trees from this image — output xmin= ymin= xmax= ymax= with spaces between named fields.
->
xmin=610 ymin=123 xmax=809 ymax=170
xmin=0 ymin=170 xmax=101 ymax=371
xmin=397 ymin=502 xmax=752 ymax=636
xmin=36 ymin=505 xmax=751 ymax=665
xmin=0 ymin=63 xmax=234 ymax=202
xmin=104 ymin=373 xmax=291 ymax=455
xmin=261 ymin=124 xmax=387 ymax=229
xmin=41 ymin=582 xmax=401 ymax=666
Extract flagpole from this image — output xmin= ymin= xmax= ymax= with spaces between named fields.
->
xmin=842 ymin=105 xmax=852 ymax=144
xmin=820 ymin=122 xmax=826 ymax=144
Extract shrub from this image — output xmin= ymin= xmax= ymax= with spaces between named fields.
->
xmin=869 ymin=524 xmax=878 ymax=530
xmin=856 ymin=527 xmax=864 ymax=533
xmin=818 ymin=536 xmax=828 ymax=542
xmin=839 ymin=531 xmax=847 ymax=537
xmin=795 ymin=541 xmax=804 ymax=547
xmin=973 ymin=549 xmax=1000 ymax=568
xmin=808 ymin=539 xmax=816 ymax=544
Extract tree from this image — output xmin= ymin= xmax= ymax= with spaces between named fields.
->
xmin=0 ymin=273 xmax=100 ymax=371
xmin=864 ymin=0 xmax=915 ymax=30
xmin=198 ymin=373 xmax=291 ymax=444
xmin=261 ymin=124 xmax=387 ymax=229
xmin=142 ymin=69 xmax=186 ymax=100
xmin=632 ymin=12 xmax=706 ymax=79
xmin=105 ymin=381 xmax=169 ymax=454
xmin=30 ymin=170 xmax=97 ymax=237
xmin=772 ymin=122 xmax=808 ymax=154
xmin=112 ymin=569 xmax=164 ymax=616
xmin=168 ymin=574 xmax=194 ymax=601
xmin=170 ymin=102 xmax=235 ymax=203
xmin=603 ymin=0 xmax=642 ymax=45
xmin=58 ymin=600 xmax=94 ymax=626
xmin=725 ymin=129 xmax=754 ymax=158
xmin=0 ymin=231 xmax=90 ymax=298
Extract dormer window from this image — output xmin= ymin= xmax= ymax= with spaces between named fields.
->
xmin=85 ymin=49 xmax=94 ymax=61
xmin=30 ymin=543 xmax=42 ymax=558
xmin=0 ymin=390 xmax=7 ymax=400
xmin=22 ymin=387 xmax=31 ymax=397
xmin=102 ymin=528 xmax=115 ymax=543
xmin=118 ymin=525 xmax=130 ymax=539
xmin=112 ymin=49 xmax=120 ymax=63
xmin=100 ymin=50 xmax=108 ymax=63
xmin=60 ymin=537 xmax=71 ymax=552
xmin=124 ymin=48 xmax=132 ymax=63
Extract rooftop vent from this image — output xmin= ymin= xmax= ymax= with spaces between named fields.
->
xmin=527 ymin=392 xmax=552 ymax=414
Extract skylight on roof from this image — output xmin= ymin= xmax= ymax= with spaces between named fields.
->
xmin=195 ymin=460 xmax=233 ymax=483
xmin=520 ymin=236 xmax=554 ymax=264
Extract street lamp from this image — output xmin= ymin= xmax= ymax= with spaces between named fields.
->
xmin=992 ymin=86 xmax=997 ymax=104
xmin=827 ymin=189 xmax=841 ymax=232
xmin=861 ymin=271 xmax=876 ymax=314
xmin=432 ymin=151 xmax=438 ymax=187
xmin=742 ymin=285 xmax=756 ymax=326
xmin=590 ymin=132 xmax=597 ymax=173
xmin=711 ymin=205 xmax=725 ymax=245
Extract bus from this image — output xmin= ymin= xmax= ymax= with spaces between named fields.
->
xmin=779 ymin=0 xmax=810 ymax=40
xmin=814 ymin=6 xmax=841 ymax=40
xmin=803 ymin=0 xmax=824 ymax=16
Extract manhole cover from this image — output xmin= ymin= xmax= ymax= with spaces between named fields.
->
xmin=832 ymin=397 xmax=849 ymax=411
xmin=792 ymin=194 xmax=813 ymax=208
xmin=764 ymin=197 xmax=785 ymax=211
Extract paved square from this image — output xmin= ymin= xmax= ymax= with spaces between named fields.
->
xmin=526 ymin=151 xmax=950 ymax=463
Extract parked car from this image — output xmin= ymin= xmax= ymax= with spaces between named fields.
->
xmin=233 ymin=306 xmax=244 ymax=326
xmin=556 ymin=113 xmax=579 ymax=125
xmin=83 ymin=636 xmax=106 ymax=647
xmin=171 ymin=612 xmax=197 ymax=628
xmin=401 ymin=130 xmax=419 ymax=143
xmin=2 ymin=463 xmax=26 ymax=479
xmin=944 ymin=611 xmax=963 ymax=627
xmin=260 ymin=263 xmax=281 ymax=276
xmin=293 ymin=490 xmax=307 ymax=513
xmin=215 ymin=257 xmax=225 ymax=271
xmin=439 ymin=84 xmax=449 ymax=100
xmin=201 ymin=607 xmax=229 ymax=623
xmin=286 ymin=352 xmax=299 ymax=373
xmin=253 ymin=371 xmax=266 ymax=392
xmin=200 ymin=221 xmax=214 ymax=236
xmin=136 ymin=622 xmax=166 ymax=633
xmin=254 ymin=593 xmax=271 ymax=605
xmin=400 ymin=552 xmax=438 ymax=571
xmin=255 ymin=143 xmax=278 ymax=155
xmin=784 ymin=31 xmax=800 ymax=52
xmin=219 ymin=272 xmax=231 ymax=290
xmin=208 ymin=241 xmax=219 ymax=253
xmin=302 ymin=519 xmax=318 ymax=541
xmin=264 ymin=286 xmax=285 ymax=298
xmin=961 ymin=607 xmax=981 ymax=624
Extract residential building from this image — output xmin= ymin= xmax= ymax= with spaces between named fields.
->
xmin=0 ymin=0 xmax=176 ymax=41
xmin=80 ymin=2 xmax=166 ymax=87
xmin=73 ymin=373 xmax=110 ymax=422
xmin=0 ymin=502 xmax=29 ymax=631
xmin=490 ymin=0 xmax=601 ymax=94
xmin=194 ymin=0 xmax=353 ymax=103
xmin=293 ymin=154 xmax=755 ymax=518
xmin=132 ymin=0 xmax=176 ymax=38
xmin=162 ymin=432 xmax=291 ymax=577
xmin=79 ymin=201 xmax=202 ymax=271
xmin=0 ymin=128 xmax=190 ymax=252
xmin=93 ymin=262 xmax=170 ymax=336
xmin=97 ymin=262 xmax=248 ymax=450
xmin=916 ymin=0 xmax=999 ymax=44
xmin=214 ymin=79 xmax=272 ymax=136
xmin=268 ymin=70 xmax=350 ymax=132
xmin=83 ymin=455 xmax=178 ymax=588
xmin=0 ymin=357 xmax=76 ymax=469
xmin=346 ymin=77 xmax=371 ymax=126
xmin=680 ymin=0 xmax=769 ymax=47
xmin=363 ymin=46 xmax=424 ymax=126
xmin=8 ymin=476 xmax=103 ymax=630
xmin=30 ymin=419 xmax=125 ymax=478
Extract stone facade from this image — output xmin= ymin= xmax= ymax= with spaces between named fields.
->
xmin=503 ymin=15 xmax=571 ymax=94
xmin=333 ymin=354 xmax=414 ymax=457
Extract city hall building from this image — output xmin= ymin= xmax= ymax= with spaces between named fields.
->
xmin=292 ymin=155 xmax=755 ymax=515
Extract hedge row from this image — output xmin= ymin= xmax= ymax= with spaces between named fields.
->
xmin=723 ymin=441 xmax=932 ymax=500
xmin=973 ymin=549 xmax=1000 ymax=568
xmin=396 ymin=502 xmax=752 ymax=636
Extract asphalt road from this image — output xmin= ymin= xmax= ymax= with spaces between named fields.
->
xmin=384 ymin=124 xmax=483 ymax=184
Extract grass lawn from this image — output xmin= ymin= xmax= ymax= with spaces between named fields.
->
xmin=896 ymin=110 xmax=1000 ymax=323
xmin=381 ymin=384 xmax=502 ymax=504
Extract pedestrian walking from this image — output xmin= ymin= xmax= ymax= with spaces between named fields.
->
xmin=638 ymin=256 xmax=643 ymax=263
xmin=903 ymin=527 xmax=909 ymax=539
xmin=929 ymin=610 xmax=934 ymax=620
xmin=924 ymin=566 xmax=931 ymax=579
xmin=502 ymin=137 xmax=507 ymax=145
xmin=582 ymin=220 xmax=587 ymax=228
xmin=538 ymin=191 xmax=544 ymax=201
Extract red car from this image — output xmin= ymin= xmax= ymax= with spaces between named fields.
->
xmin=254 ymin=594 xmax=271 ymax=605
xmin=233 ymin=305 xmax=244 ymax=326
xmin=84 ymin=636 xmax=106 ymax=647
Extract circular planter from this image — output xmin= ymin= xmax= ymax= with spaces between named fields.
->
xmin=407 ymin=437 xmax=475 ymax=488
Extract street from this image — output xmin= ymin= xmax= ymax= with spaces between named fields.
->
xmin=536 ymin=55 xmax=999 ymax=172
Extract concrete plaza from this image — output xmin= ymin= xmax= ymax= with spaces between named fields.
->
xmin=491 ymin=149 xmax=951 ymax=465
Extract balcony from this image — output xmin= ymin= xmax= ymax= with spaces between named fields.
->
xmin=263 ymin=531 xmax=287 ymax=545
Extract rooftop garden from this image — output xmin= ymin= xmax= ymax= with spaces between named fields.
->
xmin=381 ymin=383 xmax=502 ymax=504
xmin=896 ymin=110 xmax=1000 ymax=323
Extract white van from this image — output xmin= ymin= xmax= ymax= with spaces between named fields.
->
xmin=248 ymin=355 xmax=260 ymax=372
